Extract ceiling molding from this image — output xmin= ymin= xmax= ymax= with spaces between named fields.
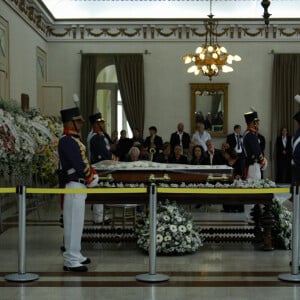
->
xmin=4 ymin=0 xmax=300 ymax=42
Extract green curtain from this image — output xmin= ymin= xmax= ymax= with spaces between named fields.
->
xmin=114 ymin=54 xmax=145 ymax=134
xmin=271 ymin=54 xmax=300 ymax=176
xmin=80 ymin=54 xmax=97 ymax=143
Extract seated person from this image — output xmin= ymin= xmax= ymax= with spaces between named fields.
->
xmin=155 ymin=142 xmax=172 ymax=163
xmin=126 ymin=146 xmax=141 ymax=162
xmin=190 ymin=145 xmax=207 ymax=165
xmin=139 ymin=145 xmax=150 ymax=161
xmin=131 ymin=128 xmax=144 ymax=147
xmin=116 ymin=130 xmax=132 ymax=161
xmin=222 ymin=147 xmax=244 ymax=212
xmin=203 ymin=140 xmax=226 ymax=165
xmin=169 ymin=144 xmax=188 ymax=164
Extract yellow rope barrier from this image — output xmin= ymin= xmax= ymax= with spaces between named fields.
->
xmin=0 ymin=186 xmax=290 ymax=195
xmin=0 ymin=187 xmax=16 ymax=194
xmin=157 ymin=187 xmax=290 ymax=194
xmin=0 ymin=187 xmax=146 ymax=194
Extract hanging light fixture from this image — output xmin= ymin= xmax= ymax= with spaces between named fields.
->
xmin=183 ymin=0 xmax=241 ymax=81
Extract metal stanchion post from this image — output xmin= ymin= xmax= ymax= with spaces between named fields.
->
xmin=5 ymin=185 xmax=39 ymax=282
xmin=136 ymin=183 xmax=169 ymax=282
xmin=278 ymin=185 xmax=300 ymax=282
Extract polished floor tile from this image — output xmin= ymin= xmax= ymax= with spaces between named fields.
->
xmin=1 ymin=197 xmax=299 ymax=300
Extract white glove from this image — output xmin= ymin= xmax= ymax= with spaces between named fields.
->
xmin=87 ymin=174 xmax=99 ymax=188
xmin=261 ymin=158 xmax=268 ymax=171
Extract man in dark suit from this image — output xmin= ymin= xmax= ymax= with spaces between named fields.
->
xmin=204 ymin=139 xmax=226 ymax=165
xmin=170 ymin=122 xmax=191 ymax=157
xmin=226 ymin=125 xmax=243 ymax=155
xmin=226 ymin=124 xmax=245 ymax=173
xmin=276 ymin=127 xmax=292 ymax=183
xmin=144 ymin=126 xmax=163 ymax=160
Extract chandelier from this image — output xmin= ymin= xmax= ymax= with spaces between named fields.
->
xmin=183 ymin=1 xmax=241 ymax=81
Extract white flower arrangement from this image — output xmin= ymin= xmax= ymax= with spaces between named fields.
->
xmin=271 ymin=197 xmax=292 ymax=250
xmin=0 ymin=98 xmax=62 ymax=185
xmin=136 ymin=199 xmax=202 ymax=255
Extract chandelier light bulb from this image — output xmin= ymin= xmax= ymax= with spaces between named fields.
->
xmin=233 ymin=55 xmax=242 ymax=61
xmin=196 ymin=46 xmax=203 ymax=54
xmin=208 ymin=45 xmax=214 ymax=52
xmin=211 ymin=64 xmax=217 ymax=70
xmin=220 ymin=46 xmax=227 ymax=53
xmin=202 ymin=65 xmax=208 ymax=72
xmin=194 ymin=69 xmax=200 ymax=75
xmin=212 ymin=53 xmax=218 ymax=59
xmin=199 ymin=53 xmax=205 ymax=60
xmin=226 ymin=55 xmax=233 ymax=64
xmin=184 ymin=56 xmax=192 ymax=64
xmin=187 ymin=65 xmax=197 ymax=73
xmin=222 ymin=65 xmax=234 ymax=73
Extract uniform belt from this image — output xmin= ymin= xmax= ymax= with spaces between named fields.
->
xmin=70 ymin=178 xmax=86 ymax=184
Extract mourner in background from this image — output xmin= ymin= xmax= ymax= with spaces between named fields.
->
xmin=292 ymin=111 xmax=300 ymax=185
xmin=190 ymin=145 xmax=207 ymax=165
xmin=170 ymin=122 xmax=191 ymax=157
xmin=204 ymin=139 xmax=226 ymax=165
xmin=155 ymin=142 xmax=172 ymax=163
xmin=243 ymin=111 xmax=267 ymax=221
xmin=58 ymin=107 xmax=98 ymax=272
xmin=191 ymin=122 xmax=211 ymax=152
xmin=126 ymin=146 xmax=141 ymax=162
xmin=144 ymin=126 xmax=163 ymax=160
xmin=169 ymin=144 xmax=188 ymax=164
xmin=116 ymin=130 xmax=132 ymax=161
xmin=131 ymin=128 xmax=144 ymax=147
xmin=87 ymin=113 xmax=112 ymax=225
xmin=226 ymin=124 xmax=245 ymax=175
xmin=276 ymin=127 xmax=292 ymax=183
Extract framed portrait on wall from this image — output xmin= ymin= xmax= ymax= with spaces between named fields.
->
xmin=0 ymin=16 xmax=9 ymax=99
xmin=36 ymin=46 xmax=47 ymax=81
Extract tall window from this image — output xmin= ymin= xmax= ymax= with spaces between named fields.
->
xmin=95 ymin=64 xmax=132 ymax=138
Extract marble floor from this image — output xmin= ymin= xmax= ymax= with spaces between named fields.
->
xmin=1 ymin=195 xmax=300 ymax=300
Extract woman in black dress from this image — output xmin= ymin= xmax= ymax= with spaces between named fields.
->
xmin=190 ymin=145 xmax=207 ymax=165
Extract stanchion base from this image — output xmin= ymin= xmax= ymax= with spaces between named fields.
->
xmin=278 ymin=273 xmax=300 ymax=282
xmin=5 ymin=273 xmax=39 ymax=282
xmin=136 ymin=273 xmax=169 ymax=282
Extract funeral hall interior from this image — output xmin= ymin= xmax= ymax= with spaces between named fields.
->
xmin=1 ymin=0 xmax=300 ymax=299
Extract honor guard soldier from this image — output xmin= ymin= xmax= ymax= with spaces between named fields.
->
xmin=58 ymin=107 xmax=99 ymax=272
xmin=87 ymin=112 xmax=112 ymax=224
xmin=292 ymin=111 xmax=300 ymax=184
xmin=243 ymin=111 xmax=267 ymax=221
xmin=243 ymin=111 xmax=267 ymax=180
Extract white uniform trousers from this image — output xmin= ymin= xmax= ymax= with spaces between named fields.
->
xmin=63 ymin=181 xmax=87 ymax=268
xmin=245 ymin=163 xmax=262 ymax=221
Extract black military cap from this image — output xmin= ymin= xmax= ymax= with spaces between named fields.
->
xmin=60 ymin=107 xmax=84 ymax=123
xmin=89 ymin=112 xmax=104 ymax=125
xmin=293 ymin=111 xmax=300 ymax=123
xmin=244 ymin=111 xmax=259 ymax=124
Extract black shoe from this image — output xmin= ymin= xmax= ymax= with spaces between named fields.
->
xmin=81 ymin=258 xmax=91 ymax=265
xmin=61 ymin=246 xmax=66 ymax=252
xmin=63 ymin=265 xmax=88 ymax=272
